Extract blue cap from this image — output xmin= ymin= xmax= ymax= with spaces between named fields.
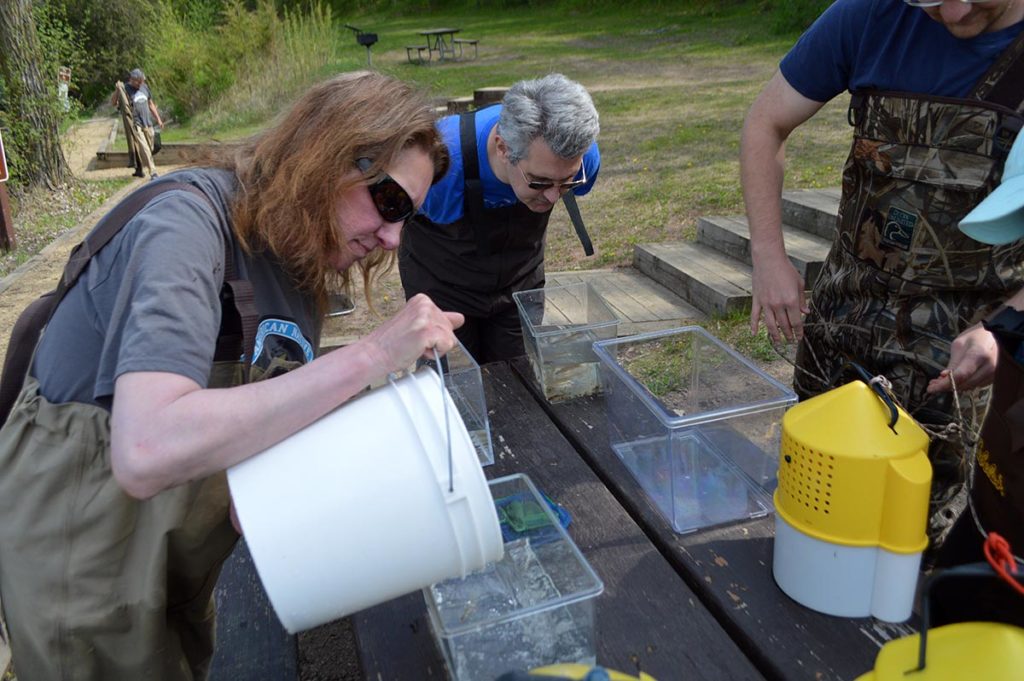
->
xmin=959 ymin=131 xmax=1024 ymax=245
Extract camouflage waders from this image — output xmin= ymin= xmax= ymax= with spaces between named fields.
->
xmin=795 ymin=39 xmax=1024 ymax=544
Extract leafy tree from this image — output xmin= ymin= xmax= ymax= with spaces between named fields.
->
xmin=55 ymin=0 xmax=159 ymax=107
xmin=0 ymin=0 xmax=71 ymax=190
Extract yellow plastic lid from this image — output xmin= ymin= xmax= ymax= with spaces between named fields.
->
xmin=527 ymin=664 xmax=657 ymax=680
xmin=854 ymin=622 xmax=1024 ymax=680
xmin=776 ymin=381 xmax=930 ymax=552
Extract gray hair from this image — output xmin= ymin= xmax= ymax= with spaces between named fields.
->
xmin=497 ymin=73 xmax=599 ymax=164
xmin=129 ymin=68 xmax=145 ymax=80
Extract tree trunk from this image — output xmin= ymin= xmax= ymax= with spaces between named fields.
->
xmin=0 ymin=0 xmax=71 ymax=190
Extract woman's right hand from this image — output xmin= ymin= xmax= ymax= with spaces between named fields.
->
xmin=358 ymin=293 xmax=465 ymax=375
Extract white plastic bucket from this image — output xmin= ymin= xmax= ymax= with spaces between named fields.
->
xmin=227 ymin=368 xmax=503 ymax=633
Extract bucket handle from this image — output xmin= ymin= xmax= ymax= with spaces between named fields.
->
xmin=911 ymin=561 xmax=1024 ymax=672
xmin=387 ymin=346 xmax=454 ymax=493
xmin=433 ymin=346 xmax=454 ymax=494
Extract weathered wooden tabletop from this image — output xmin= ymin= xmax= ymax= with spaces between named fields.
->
xmin=506 ymin=357 xmax=916 ymax=681
xmin=212 ymin=358 xmax=914 ymax=681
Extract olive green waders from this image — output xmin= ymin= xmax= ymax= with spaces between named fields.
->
xmin=794 ymin=37 xmax=1024 ymax=543
xmin=0 ymin=181 xmax=258 ymax=680
xmin=0 ymin=376 xmax=240 ymax=680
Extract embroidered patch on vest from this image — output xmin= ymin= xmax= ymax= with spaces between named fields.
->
xmin=881 ymin=207 xmax=916 ymax=251
xmin=976 ymin=439 xmax=1006 ymax=497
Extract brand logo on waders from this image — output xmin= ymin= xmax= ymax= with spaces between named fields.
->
xmin=881 ymin=207 xmax=916 ymax=251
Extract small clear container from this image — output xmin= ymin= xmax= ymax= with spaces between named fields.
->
xmin=513 ymin=282 xmax=619 ymax=403
xmin=593 ymin=326 xmax=797 ymax=534
xmin=325 ymin=291 xmax=355 ymax=317
xmin=424 ymin=474 xmax=604 ymax=680
xmin=419 ymin=341 xmax=494 ymax=467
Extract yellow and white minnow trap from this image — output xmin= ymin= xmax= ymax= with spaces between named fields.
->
xmin=772 ymin=378 xmax=931 ymax=621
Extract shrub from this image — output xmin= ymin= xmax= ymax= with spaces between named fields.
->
xmin=763 ymin=0 xmax=832 ymax=34
xmin=53 ymin=0 xmax=158 ymax=107
xmin=147 ymin=0 xmax=287 ymax=122
xmin=191 ymin=2 xmax=344 ymax=134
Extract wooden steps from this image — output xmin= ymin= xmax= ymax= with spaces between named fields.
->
xmin=636 ymin=189 xmax=839 ymax=316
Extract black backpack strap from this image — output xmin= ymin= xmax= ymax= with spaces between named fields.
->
xmin=971 ymin=30 xmax=1024 ymax=111
xmin=67 ymin=181 xmax=257 ymax=371
xmin=0 ymin=181 xmax=258 ymax=427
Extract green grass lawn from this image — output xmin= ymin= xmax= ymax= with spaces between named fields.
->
xmin=87 ymin=2 xmax=850 ymax=359
xmin=172 ymin=2 xmax=849 ymax=277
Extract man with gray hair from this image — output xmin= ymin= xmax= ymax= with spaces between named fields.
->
xmin=400 ymin=73 xmax=601 ymax=363
xmin=110 ymin=68 xmax=164 ymax=179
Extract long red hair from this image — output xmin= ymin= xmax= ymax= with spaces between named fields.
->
xmin=207 ymin=71 xmax=448 ymax=306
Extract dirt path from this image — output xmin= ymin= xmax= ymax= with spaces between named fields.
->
xmin=0 ymin=118 xmax=156 ymax=364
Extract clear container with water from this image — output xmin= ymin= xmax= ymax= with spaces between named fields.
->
xmin=420 ymin=340 xmax=494 ymax=466
xmin=424 ymin=474 xmax=604 ymax=681
xmin=593 ymin=326 xmax=797 ymax=534
xmin=513 ymin=282 xmax=619 ymax=403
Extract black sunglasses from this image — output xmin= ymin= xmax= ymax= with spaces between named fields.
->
xmin=517 ymin=162 xmax=588 ymax=192
xmin=356 ymin=157 xmax=416 ymax=224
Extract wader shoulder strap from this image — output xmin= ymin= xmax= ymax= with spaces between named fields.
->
xmin=459 ymin=111 xmax=492 ymax=256
xmin=217 ymin=245 xmax=257 ymax=368
xmin=459 ymin=109 xmax=595 ymax=257
xmin=562 ymin=192 xmax=594 ymax=256
xmin=60 ymin=182 xmax=256 ymax=368
xmin=970 ymin=29 xmax=1024 ymax=111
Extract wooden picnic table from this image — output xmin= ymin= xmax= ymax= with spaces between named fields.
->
xmin=419 ymin=27 xmax=460 ymax=61
xmin=353 ymin=360 xmax=917 ymax=680
xmin=355 ymin=361 xmax=763 ymax=680
xmin=210 ymin=357 xmax=917 ymax=680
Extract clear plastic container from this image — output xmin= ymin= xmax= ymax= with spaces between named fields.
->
xmin=419 ymin=340 xmax=494 ymax=466
xmin=424 ymin=474 xmax=604 ymax=680
xmin=513 ymin=282 xmax=619 ymax=403
xmin=592 ymin=326 xmax=797 ymax=534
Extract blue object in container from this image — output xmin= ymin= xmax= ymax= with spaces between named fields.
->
xmin=495 ymin=491 xmax=571 ymax=544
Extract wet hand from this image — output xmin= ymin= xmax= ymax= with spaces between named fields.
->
xmin=360 ymin=294 xmax=464 ymax=374
xmin=926 ymin=324 xmax=997 ymax=394
xmin=750 ymin=257 xmax=808 ymax=344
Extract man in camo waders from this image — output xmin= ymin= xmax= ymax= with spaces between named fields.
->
xmin=740 ymin=0 xmax=1024 ymax=545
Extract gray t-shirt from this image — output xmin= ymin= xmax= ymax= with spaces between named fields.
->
xmin=33 ymin=168 xmax=320 ymax=408
xmin=125 ymin=83 xmax=153 ymax=128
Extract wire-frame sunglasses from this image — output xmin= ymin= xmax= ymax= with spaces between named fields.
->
xmin=356 ymin=157 xmax=416 ymax=224
xmin=517 ymin=161 xmax=588 ymax=192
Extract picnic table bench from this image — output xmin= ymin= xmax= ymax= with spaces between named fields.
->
xmin=452 ymin=37 xmax=479 ymax=60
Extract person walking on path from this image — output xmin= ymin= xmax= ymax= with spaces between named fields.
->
xmin=0 ymin=71 xmax=455 ymax=680
xmin=399 ymin=73 xmax=601 ymax=363
xmin=111 ymin=68 xmax=164 ymax=179
xmin=740 ymin=0 xmax=1024 ymax=545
